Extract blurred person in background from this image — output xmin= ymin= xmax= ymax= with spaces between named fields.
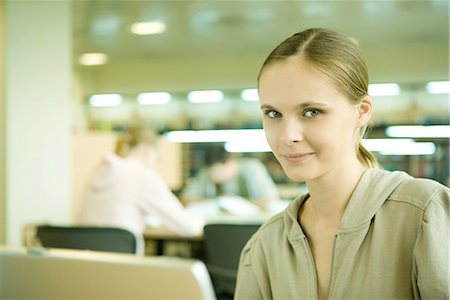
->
xmin=77 ymin=128 xmax=205 ymax=240
xmin=181 ymin=144 xmax=279 ymax=210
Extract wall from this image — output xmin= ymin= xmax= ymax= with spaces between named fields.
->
xmin=0 ymin=1 xmax=6 ymax=244
xmin=5 ymin=1 xmax=72 ymax=245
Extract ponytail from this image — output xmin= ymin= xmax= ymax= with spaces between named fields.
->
xmin=357 ymin=140 xmax=380 ymax=169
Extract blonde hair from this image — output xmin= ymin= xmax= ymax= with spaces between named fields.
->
xmin=114 ymin=127 xmax=158 ymax=158
xmin=259 ymin=28 xmax=379 ymax=168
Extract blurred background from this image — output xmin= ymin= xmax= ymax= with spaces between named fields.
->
xmin=0 ymin=0 xmax=448 ymax=246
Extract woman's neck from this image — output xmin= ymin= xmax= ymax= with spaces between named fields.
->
xmin=128 ymin=145 xmax=157 ymax=168
xmin=304 ymin=162 xmax=366 ymax=226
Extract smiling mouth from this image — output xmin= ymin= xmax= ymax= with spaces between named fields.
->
xmin=282 ymin=153 xmax=314 ymax=163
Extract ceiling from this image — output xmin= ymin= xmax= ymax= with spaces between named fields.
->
xmin=72 ymin=0 xmax=449 ymax=96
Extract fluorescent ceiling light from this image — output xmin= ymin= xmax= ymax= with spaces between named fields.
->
xmin=137 ymin=92 xmax=171 ymax=105
xmin=79 ymin=53 xmax=107 ymax=66
xmin=89 ymin=94 xmax=122 ymax=107
xmin=426 ymin=81 xmax=450 ymax=94
xmin=187 ymin=90 xmax=224 ymax=103
xmin=165 ymin=129 xmax=438 ymax=156
xmin=130 ymin=21 xmax=166 ymax=35
xmin=387 ymin=142 xmax=436 ymax=155
xmin=362 ymin=138 xmax=414 ymax=152
xmin=363 ymin=139 xmax=436 ymax=155
xmin=378 ymin=142 xmax=436 ymax=156
xmin=164 ymin=129 xmax=265 ymax=143
xmin=386 ymin=125 xmax=450 ymax=138
xmin=362 ymin=138 xmax=436 ymax=155
xmin=368 ymin=83 xmax=400 ymax=96
xmin=225 ymin=140 xmax=271 ymax=153
xmin=241 ymin=89 xmax=259 ymax=101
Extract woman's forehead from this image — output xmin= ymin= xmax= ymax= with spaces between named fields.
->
xmin=259 ymin=60 xmax=344 ymax=105
xmin=260 ymin=57 xmax=329 ymax=88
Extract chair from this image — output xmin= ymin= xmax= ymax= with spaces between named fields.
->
xmin=203 ymin=223 xmax=261 ymax=299
xmin=35 ymin=224 xmax=140 ymax=255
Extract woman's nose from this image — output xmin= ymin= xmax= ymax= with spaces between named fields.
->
xmin=280 ymin=119 xmax=304 ymax=145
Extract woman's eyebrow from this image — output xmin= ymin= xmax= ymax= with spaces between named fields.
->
xmin=260 ymin=104 xmax=276 ymax=110
xmin=297 ymin=101 xmax=329 ymax=109
xmin=260 ymin=101 xmax=329 ymax=111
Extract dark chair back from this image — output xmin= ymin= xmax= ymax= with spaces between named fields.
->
xmin=35 ymin=225 xmax=138 ymax=255
xmin=203 ymin=223 xmax=261 ymax=299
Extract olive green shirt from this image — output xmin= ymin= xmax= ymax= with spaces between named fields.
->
xmin=235 ymin=168 xmax=450 ymax=299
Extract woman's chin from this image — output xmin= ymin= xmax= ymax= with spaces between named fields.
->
xmin=284 ymin=171 xmax=310 ymax=183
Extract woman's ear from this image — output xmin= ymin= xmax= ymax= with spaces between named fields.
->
xmin=356 ymin=96 xmax=373 ymax=128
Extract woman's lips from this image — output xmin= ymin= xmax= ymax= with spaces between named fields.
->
xmin=282 ymin=152 xmax=314 ymax=163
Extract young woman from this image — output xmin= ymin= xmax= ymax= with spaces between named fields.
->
xmin=235 ymin=28 xmax=449 ymax=299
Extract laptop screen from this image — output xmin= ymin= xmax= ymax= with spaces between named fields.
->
xmin=0 ymin=246 xmax=216 ymax=299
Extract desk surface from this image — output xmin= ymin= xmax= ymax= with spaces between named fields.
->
xmin=144 ymin=205 xmax=285 ymax=241
xmin=144 ymin=213 xmax=272 ymax=239
xmin=143 ymin=200 xmax=290 ymax=257
xmin=144 ymin=226 xmax=204 ymax=241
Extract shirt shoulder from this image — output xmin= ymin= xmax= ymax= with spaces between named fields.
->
xmin=388 ymin=176 xmax=450 ymax=211
xmin=240 ymin=211 xmax=287 ymax=261
xmin=241 ymin=213 xmax=284 ymax=266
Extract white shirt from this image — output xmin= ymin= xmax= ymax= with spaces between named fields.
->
xmin=78 ymin=153 xmax=205 ymax=237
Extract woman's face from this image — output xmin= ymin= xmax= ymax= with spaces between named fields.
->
xmin=259 ymin=56 xmax=364 ymax=182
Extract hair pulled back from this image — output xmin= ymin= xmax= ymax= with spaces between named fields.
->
xmin=114 ymin=127 xmax=158 ymax=158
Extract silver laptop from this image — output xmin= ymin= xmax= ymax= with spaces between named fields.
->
xmin=0 ymin=246 xmax=216 ymax=299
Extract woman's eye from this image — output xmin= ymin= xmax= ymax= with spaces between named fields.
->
xmin=303 ymin=109 xmax=321 ymax=118
xmin=266 ymin=110 xmax=281 ymax=119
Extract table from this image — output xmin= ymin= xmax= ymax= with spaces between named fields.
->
xmin=143 ymin=198 xmax=290 ymax=257
xmin=143 ymin=226 xmax=203 ymax=256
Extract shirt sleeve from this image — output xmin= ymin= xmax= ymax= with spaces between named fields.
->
xmin=135 ymin=168 xmax=205 ymax=237
xmin=413 ymin=186 xmax=450 ymax=299
xmin=235 ymin=234 xmax=271 ymax=299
